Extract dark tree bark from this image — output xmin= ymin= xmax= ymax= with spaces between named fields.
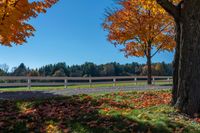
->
xmin=172 ymin=21 xmax=181 ymax=105
xmin=175 ymin=1 xmax=200 ymax=116
xmin=147 ymin=42 xmax=152 ymax=85
xmin=158 ymin=0 xmax=200 ymax=116
xmin=172 ymin=1 xmax=184 ymax=105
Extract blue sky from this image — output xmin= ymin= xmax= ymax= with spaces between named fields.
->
xmin=0 ymin=0 xmax=174 ymax=69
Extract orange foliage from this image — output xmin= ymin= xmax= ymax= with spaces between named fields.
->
xmin=0 ymin=0 xmax=58 ymax=46
xmin=103 ymin=0 xmax=178 ymax=57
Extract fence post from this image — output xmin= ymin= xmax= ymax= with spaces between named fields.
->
xmin=89 ymin=78 xmax=92 ymax=88
xmin=27 ymin=77 xmax=31 ymax=90
xmin=135 ymin=77 xmax=137 ymax=85
xmin=113 ymin=78 xmax=116 ymax=87
xmin=167 ymin=77 xmax=170 ymax=84
xmin=152 ymin=77 xmax=155 ymax=85
xmin=64 ymin=78 xmax=68 ymax=89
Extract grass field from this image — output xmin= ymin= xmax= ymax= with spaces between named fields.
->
xmin=0 ymin=81 xmax=172 ymax=92
xmin=0 ymin=90 xmax=199 ymax=133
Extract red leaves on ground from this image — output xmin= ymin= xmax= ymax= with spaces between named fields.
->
xmin=23 ymin=108 xmax=37 ymax=115
xmin=132 ymin=92 xmax=171 ymax=109
xmin=194 ymin=118 xmax=200 ymax=123
xmin=99 ymin=91 xmax=172 ymax=113
xmin=0 ymin=91 xmax=199 ymax=132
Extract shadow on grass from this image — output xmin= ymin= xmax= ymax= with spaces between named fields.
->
xmin=0 ymin=91 xmax=62 ymax=101
xmin=158 ymin=84 xmax=172 ymax=87
xmin=0 ymin=93 xmax=197 ymax=133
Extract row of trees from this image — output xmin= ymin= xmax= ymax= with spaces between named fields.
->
xmin=0 ymin=62 xmax=173 ymax=77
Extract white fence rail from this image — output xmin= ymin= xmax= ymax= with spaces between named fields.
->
xmin=0 ymin=76 xmax=172 ymax=89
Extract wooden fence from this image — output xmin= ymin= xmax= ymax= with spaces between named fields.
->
xmin=0 ymin=76 xmax=172 ymax=89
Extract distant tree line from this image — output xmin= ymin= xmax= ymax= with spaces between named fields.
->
xmin=0 ymin=62 xmax=173 ymax=77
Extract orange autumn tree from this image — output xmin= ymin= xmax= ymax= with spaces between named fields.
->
xmin=0 ymin=0 xmax=58 ymax=46
xmin=103 ymin=0 xmax=176 ymax=85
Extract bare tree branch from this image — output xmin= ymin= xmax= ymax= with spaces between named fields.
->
xmin=151 ymin=34 xmax=174 ymax=58
xmin=152 ymin=22 xmax=173 ymax=41
xmin=151 ymin=44 xmax=163 ymax=58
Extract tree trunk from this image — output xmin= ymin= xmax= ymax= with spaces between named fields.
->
xmin=174 ymin=1 xmax=200 ymax=116
xmin=172 ymin=21 xmax=181 ymax=105
xmin=158 ymin=0 xmax=200 ymax=116
xmin=147 ymin=43 xmax=152 ymax=85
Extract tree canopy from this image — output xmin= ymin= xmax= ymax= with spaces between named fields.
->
xmin=0 ymin=0 xmax=58 ymax=46
xmin=103 ymin=0 xmax=176 ymax=58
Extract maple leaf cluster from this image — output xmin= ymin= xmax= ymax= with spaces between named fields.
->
xmin=103 ymin=0 xmax=179 ymax=57
xmin=0 ymin=0 xmax=58 ymax=46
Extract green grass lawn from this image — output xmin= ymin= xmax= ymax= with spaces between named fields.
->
xmin=0 ymin=90 xmax=199 ymax=133
xmin=0 ymin=81 xmax=172 ymax=92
